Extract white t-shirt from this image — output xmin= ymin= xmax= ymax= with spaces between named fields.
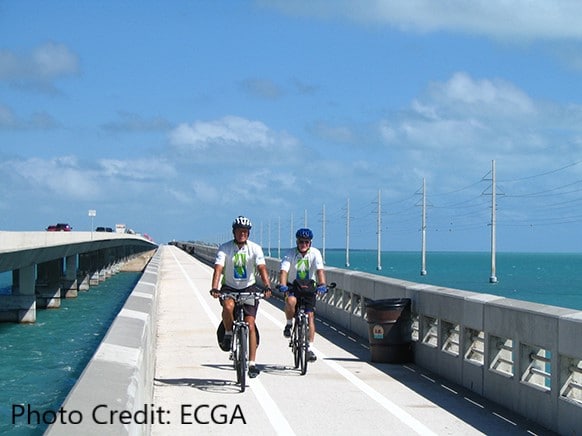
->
xmin=280 ymin=247 xmax=324 ymax=283
xmin=215 ymin=239 xmax=266 ymax=289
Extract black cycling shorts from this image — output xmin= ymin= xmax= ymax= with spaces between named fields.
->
xmin=288 ymin=279 xmax=317 ymax=313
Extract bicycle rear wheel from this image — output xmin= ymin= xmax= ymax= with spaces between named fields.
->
xmin=236 ymin=327 xmax=248 ymax=391
xmin=299 ymin=317 xmax=308 ymax=375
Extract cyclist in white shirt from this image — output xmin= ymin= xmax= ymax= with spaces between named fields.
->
xmin=210 ymin=216 xmax=272 ymax=378
xmin=279 ymin=228 xmax=327 ymax=362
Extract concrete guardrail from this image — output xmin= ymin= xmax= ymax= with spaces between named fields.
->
xmin=46 ymin=247 xmax=161 ymax=435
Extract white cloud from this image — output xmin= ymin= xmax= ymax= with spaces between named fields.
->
xmin=4 ymin=156 xmax=98 ymax=199
xmin=0 ymin=42 xmax=79 ymax=89
xmin=426 ymin=72 xmax=536 ymax=116
xmin=98 ymin=158 xmax=175 ymax=180
xmin=32 ymin=42 xmax=80 ymax=78
xmin=168 ymin=115 xmax=300 ymax=161
xmin=258 ymin=0 xmax=582 ymax=40
xmin=0 ymin=104 xmax=58 ymax=130
xmin=169 ymin=115 xmax=274 ymax=149
xmin=378 ymin=72 xmax=546 ymax=156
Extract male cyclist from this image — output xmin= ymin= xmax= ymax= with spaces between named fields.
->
xmin=279 ymin=228 xmax=327 ymax=362
xmin=210 ymin=216 xmax=272 ymax=378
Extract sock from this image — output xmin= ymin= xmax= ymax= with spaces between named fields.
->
xmin=249 ymin=361 xmax=256 ymax=367
xmin=286 ymin=320 xmax=292 ymax=326
xmin=225 ymin=331 xmax=232 ymax=336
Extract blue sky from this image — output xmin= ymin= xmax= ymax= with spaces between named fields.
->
xmin=2 ymin=1 xmax=582 ymax=252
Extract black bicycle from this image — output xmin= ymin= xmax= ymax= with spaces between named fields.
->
xmin=219 ymin=290 xmax=264 ymax=392
xmin=283 ymin=282 xmax=336 ymax=375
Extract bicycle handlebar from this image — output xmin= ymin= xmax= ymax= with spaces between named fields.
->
xmin=217 ymin=291 xmax=266 ymax=302
xmin=276 ymin=282 xmax=337 ymax=292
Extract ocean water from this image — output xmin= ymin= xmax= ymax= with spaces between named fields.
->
xmin=0 ymin=272 xmax=140 ymax=435
xmin=323 ymin=250 xmax=582 ymax=310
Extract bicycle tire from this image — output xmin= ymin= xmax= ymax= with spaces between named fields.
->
xmin=292 ymin=320 xmax=300 ymax=368
xmin=299 ymin=316 xmax=308 ymax=375
xmin=232 ymin=328 xmax=240 ymax=381
xmin=237 ymin=327 xmax=248 ymax=391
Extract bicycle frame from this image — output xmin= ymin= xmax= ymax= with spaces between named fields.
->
xmin=291 ymin=301 xmax=310 ymax=375
xmin=286 ymin=282 xmax=336 ymax=375
xmin=220 ymin=290 xmax=263 ymax=392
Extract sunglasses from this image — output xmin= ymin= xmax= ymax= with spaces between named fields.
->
xmin=298 ymin=239 xmax=311 ymax=245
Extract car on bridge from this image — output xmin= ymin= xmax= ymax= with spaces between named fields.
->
xmin=95 ymin=226 xmax=114 ymax=232
xmin=46 ymin=223 xmax=72 ymax=231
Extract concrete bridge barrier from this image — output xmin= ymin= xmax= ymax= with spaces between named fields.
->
xmin=45 ymin=247 xmax=161 ymax=436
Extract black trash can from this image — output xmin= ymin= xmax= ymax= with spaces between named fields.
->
xmin=366 ymin=298 xmax=412 ymax=363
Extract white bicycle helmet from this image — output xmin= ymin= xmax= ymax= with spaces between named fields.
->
xmin=232 ymin=215 xmax=252 ymax=230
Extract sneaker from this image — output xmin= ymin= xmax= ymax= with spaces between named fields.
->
xmin=221 ymin=334 xmax=232 ymax=352
xmin=307 ymin=350 xmax=317 ymax=362
xmin=283 ymin=325 xmax=292 ymax=338
xmin=248 ymin=365 xmax=260 ymax=378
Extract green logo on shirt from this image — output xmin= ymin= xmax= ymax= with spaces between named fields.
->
xmin=233 ymin=252 xmax=247 ymax=279
xmin=296 ymin=258 xmax=309 ymax=280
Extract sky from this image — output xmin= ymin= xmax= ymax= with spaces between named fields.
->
xmin=2 ymin=1 xmax=582 ymax=252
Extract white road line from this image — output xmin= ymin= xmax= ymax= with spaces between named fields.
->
xmin=170 ymin=249 xmax=295 ymax=436
xmin=311 ymin=345 xmax=438 ymax=436
xmin=171 ymin=248 xmax=218 ymax=325
xmin=248 ymin=378 xmax=296 ymax=436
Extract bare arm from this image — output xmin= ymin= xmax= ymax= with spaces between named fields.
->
xmin=257 ymin=264 xmax=271 ymax=288
xmin=211 ymin=264 xmax=224 ymax=290
xmin=279 ymin=269 xmax=288 ymax=287
xmin=316 ymin=269 xmax=326 ymax=286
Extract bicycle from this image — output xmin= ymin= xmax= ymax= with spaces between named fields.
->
xmin=281 ymin=281 xmax=336 ymax=375
xmin=218 ymin=289 xmax=264 ymax=392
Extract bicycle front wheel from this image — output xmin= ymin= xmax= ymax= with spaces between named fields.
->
xmin=292 ymin=321 xmax=300 ymax=369
xmin=299 ymin=318 xmax=308 ymax=375
xmin=236 ymin=327 xmax=248 ymax=391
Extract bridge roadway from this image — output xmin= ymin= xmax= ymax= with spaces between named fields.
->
xmin=151 ymin=246 xmax=549 ymax=435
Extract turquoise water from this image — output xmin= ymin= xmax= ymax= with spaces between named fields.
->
xmin=0 ymin=272 xmax=140 ymax=435
xmin=323 ymin=250 xmax=582 ymax=310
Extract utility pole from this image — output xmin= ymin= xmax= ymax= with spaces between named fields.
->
xmin=277 ymin=216 xmax=281 ymax=258
xmin=376 ymin=189 xmax=382 ymax=271
xmin=290 ymin=212 xmax=294 ymax=248
xmin=267 ymin=219 xmax=271 ymax=257
xmin=420 ymin=178 xmax=427 ymax=276
xmin=321 ymin=203 xmax=326 ymax=263
xmin=345 ymin=197 xmax=350 ymax=267
xmin=490 ymin=160 xmax=498 ymax=283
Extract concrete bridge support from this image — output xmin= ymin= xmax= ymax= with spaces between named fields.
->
xmin=0 ymin=265 xmax=37 ymax=323
xmin=36 ymin=259 xmax=62 ymax=309
xmin=78 ymin=252 xmax=92 ymax=291
xmin=62 ymin=255 xmax=78 ymax=298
